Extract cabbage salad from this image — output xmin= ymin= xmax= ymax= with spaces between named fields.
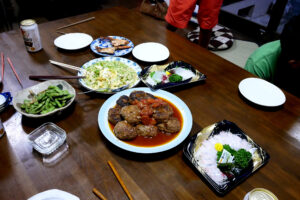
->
xmin=83 ymin=61 xmax=138 ymax=91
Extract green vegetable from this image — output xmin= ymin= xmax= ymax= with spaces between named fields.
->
xmin=216 ymin=144 xmax=252 ymax=170
xmin=234 ymin=149 xmax=252 ymax=169
xmin=169 ymin=74 xmax=183 ymax=82
xmin=150 ymin=71 xmax=155 ymax=78
xmin=20 ymin=85 xmax=74 ymax=115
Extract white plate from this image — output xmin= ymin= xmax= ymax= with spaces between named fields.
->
xmin=28 ymin=189 xmax=79 ymax=200
xmin=238 ymin=77 xmax=286 ymax=107
xmin=54 ymin=33 xmax=93 ymax=50
xmin=98 ymin=87 xmax=193 ymax=154
xmin=132 ymin=42 xmax=170 ymax=62
xmin=78 ymin=57 xmax=142 ymax=94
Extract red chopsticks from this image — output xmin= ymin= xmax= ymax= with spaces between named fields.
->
xmin=1 ymin=53 xmax=23 ymax=87
xmin=1 ymin=52 xmax=4 ymax=81
xmin=7 ymin=57 xmax=23 ymax=88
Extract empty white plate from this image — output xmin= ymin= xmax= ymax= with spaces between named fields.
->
xmin=238 ymin=77 xmax=286 ymax=107
xmin=132 ymin=42 xmax=170 ymax=62
xmin=54 ymin=33 xmax=93 ymax=50
xmin=28 ymin=189 xmax=79 ymax=200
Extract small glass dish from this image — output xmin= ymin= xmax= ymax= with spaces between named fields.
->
xmin=28 ymin=122 xmax=66 ymax=155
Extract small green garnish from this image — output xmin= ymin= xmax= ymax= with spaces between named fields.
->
xmin=169 ymin=74 xmax=182 ymax=82
xmin=217 ymin=144 xmax=252 ymax=170
xmin=234 ymin=149 xmax=252 ymax=169
xmin=150 ymin=71 xmax=155 ymax=78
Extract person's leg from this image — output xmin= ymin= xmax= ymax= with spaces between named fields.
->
xmin=198 ymin=28 xmax=212 ymax=48
xmin=167 ymin=23 xmax=178 ymax=31
xmin=165 ymin=0 xmax=197 ymax=29
xmin=197 ymin=0 xmax=223 ymax=48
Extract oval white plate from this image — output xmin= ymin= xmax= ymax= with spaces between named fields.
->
xmin=98 ymin=87 xmax=193 ymax=154
xmin=78 ymin=57 xmax=142 ymax=94
xmin=13 ymin=80 xmax=76 ymax=118
xmin=132 ymin=42 xmax=170 ymax=62
xmin=54 ymin=33 xmax=93 ymax=50
xmin=238 ymin=77 xmax=286 ymax=107
xmin=28 ymin=189 xmax=79 ymax=200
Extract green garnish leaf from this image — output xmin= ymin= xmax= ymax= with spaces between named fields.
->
xmin=169 ymin=74 xmax=182 ymax=82
xmin=234 ymin=149 xmax=252 ymax=169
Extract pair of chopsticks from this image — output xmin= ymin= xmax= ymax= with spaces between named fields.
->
xmin=49 ymin=60 xmax=82 ymax=72
xmin=29 ymin=60 xmax=84 ymax=81
xmin=93 ymin=161 xmax=133 ymax=200
xmin=29 ymin=75 xmax=85 ymax=80
xmin=1 ymin=52 xmax=23 ymax=88
xmin=56 ymin=16 xmax=95 ymax=31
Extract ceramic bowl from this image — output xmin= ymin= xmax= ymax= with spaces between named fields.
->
xmin=12 ymin=80 xmax=76 ymax=118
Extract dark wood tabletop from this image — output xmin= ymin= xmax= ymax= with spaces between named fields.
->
xmin=0 ymin=6 xmax=299 ymax=200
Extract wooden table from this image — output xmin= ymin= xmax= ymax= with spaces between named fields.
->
xmin=0 ymin=7 xmax=299 ymax=200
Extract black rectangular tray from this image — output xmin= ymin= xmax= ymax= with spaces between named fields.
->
xmin=139 ymin=61 xmax=206 ymax=91
xmin=183 ymin=120 xmax=270 ymax=195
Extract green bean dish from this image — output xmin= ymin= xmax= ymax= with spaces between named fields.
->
xmin=20 ymin=85 xmax=74 ymax=115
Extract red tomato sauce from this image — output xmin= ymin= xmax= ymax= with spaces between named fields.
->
xmin=108 ymin=96 xmax=183 ymax=147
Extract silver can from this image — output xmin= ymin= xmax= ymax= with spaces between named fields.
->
xmin=244 ymin=188 xmax=278 ymax=200
xmin=20 ymin=19 xmax=42 ymax=52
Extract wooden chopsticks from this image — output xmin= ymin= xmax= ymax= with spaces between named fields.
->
xmin=93 ymin=188 xmax=108 ymax=200
xmin=108 ymin=161 xmax=133 ymax=200
xmin=49 ymin=60 xmax=82 ymax=72
xmin=56 ymin=16 xmax=95 ymax=30
xmin=29 ymin=75 xmax=85 ymax=80
xmin=93 ymin=161 xmax=133 ymax=200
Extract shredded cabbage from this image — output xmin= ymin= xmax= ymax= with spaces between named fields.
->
xmin=82 ymin=61 xmax=138 ymax=91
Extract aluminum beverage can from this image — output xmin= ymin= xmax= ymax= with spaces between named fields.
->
xmin=20 ymin=19 xmax=42 ymax=52
xmin=243 ymin=188 xmax=278 ymax=200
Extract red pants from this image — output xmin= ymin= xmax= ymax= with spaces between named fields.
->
xmin=165 ymin=0 xmax=223 ymax=29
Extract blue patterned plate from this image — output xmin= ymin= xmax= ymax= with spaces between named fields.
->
xmin=78 ymin=57 xmax=142 ymax=94
xmin=0 ymin=92 xmax=12 ymax=112
xmin=90 ymin=36 xmax=134 ymax=57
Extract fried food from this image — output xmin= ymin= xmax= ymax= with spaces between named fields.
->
xmin=96 ymin=46 xmax=115 ymax=54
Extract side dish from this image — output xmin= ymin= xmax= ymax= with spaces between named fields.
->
xmin=108 ymin=91 xmax=182 ymax=146
xmin=140 ymin=61 xmax=206 ymax=90
xmin=194 ymin=131 xmax=254 ymax=185
xmin=184 ymin=120 xmax=270 ymax=195
xmin=82 ymin=60 xmax=139 ymax=91
xmin=20 ymin=85 xmax=73 ymax=115
xmin=96 ymin=37 xmax=132 ymax=54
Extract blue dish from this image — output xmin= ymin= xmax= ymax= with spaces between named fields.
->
xmin=77 ymin=57 xmax=142 ymax=94
xmin=0 ymin=92 xmax=12 ymax=112
xmin=90 ymin=36 xmax=134 ymax=57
